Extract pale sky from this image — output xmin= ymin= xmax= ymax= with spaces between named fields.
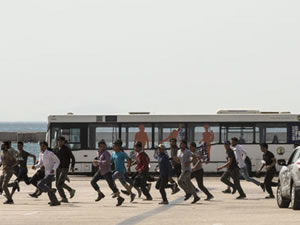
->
xmin=1 ymin=0 xmax=300 ymax=122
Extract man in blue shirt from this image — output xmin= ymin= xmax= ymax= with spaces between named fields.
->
xmin=112 ymin=140 xmax=136 ymax=203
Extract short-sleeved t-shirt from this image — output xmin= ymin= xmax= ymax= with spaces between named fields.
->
xmin=111 ymin=151 xmax=130 ymax=174
xmin=227 ymin=149 xmax=238 ymax=171
xmin=177 ymin=149 xmax=193 ymax=172
xmin=263 ymin=151 xmax=276 ymax=171
xmin=16 ymin=150 xmax=30 ymax=169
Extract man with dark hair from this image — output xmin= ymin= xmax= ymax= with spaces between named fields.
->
xmin=170 ymin=138 xmax=181 ymax=178
xmin=91 ymin=140 xmax=124 ymax=206
xmin=190 ymin=142 xmax=214 ymax=200
xmin=33 ymin=142 xmax=61 ymax=206
xmin=175 ymin=140 xmax=200 ymax=204
xmin=133 ymin=141 xmax=152 ymax=200
xmin=231 ymin=137 xmax=265 ymax=192
xmin=0 ymin=141 xmax=17 ymax=204
xmin=112 ymin=139 xmax=136 ymax=203
xmin=10 ymin=141 xmax=36 ymax=197
xmin=55 ymin=136 xmax=76 ymax=203
xmin=257 ymin=143 xmax=277 ymax=199
xmin=218 ymin=141 xmax=246 ymax=200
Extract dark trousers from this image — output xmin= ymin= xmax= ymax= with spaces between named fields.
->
xmin=56 ymin=168 xmax=73 ymax=199
xmin=221 ymin=168 xmax=246 ymax=197
xmin=264 ymin=169 xmax=277 ymax=196
xmin=29 ymin=169 xmax=45 ymax=187
xmin=38 ymin=175 xmax=59 ymax=204
xmin=173 ymin=164 xmax=182 ymax=178
xmin=156 ymin=176 xmax=170 ymax=202
xmin=134 ymin=172 xmax=152 ymax=199
xmin=14 ymin=166 xmax=30 ymax=184
xmin=91 ymin=171 xmax=119 ymax=194
xmin=191 ymin=168 xmax=213 ymax=197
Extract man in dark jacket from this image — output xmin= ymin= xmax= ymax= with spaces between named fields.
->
xmin=55 ymin=136 xmax=76 ymax=203
xmin=156 ymin=144 xmax=173 ymax=205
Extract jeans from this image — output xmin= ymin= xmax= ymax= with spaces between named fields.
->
xmin=178 ymin=170 xmax=196 ymax=196
xmin=38 ymin=175 xmax=59 ymax=204
xmin=0 ymin=169 xmax=13 ymax=201
xmin=112 ymin=171 xmax=127 ymax=186
xmin=264 ymin=169 xmax=277 ymax=196
xmin=239 ymin=167 xmax=261 ymax=186
xmin=191 ymin=168 xmax=213 ymax=197
xmin=221 ymin=168 xmax=246 ymax=197
xmin=56 ymin=168 xmax=73 ymax=199
xmin=91 ymin=171 xmax=119 ymax=194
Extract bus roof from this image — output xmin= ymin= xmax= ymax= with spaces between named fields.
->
xmin=48 ymin=112 xmax=300 ymax=123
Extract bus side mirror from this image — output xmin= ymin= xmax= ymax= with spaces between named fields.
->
xmin=278 ymin=159 xmax=287 ymax=166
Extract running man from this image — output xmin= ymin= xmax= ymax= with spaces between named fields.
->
xmin=55 ymin=136 xmax=76 ymax=203
xmin=256 ymin=143 xmax=278 ymax=199
xmin=0 ymin=141 xmax=17 ymax=204
xmin=217 ymin=141 xmax=247 ymax=200
xmin=33 ymin=141 xmax=61 ymax=206
xmin=112 ymin=139 xmax=136 ymax=202
xmin=134 ymin=125 xmax=150 ymax=150
xmin=91 ymin=140 xmax=124 ymax=206
xmin=174 ymin=140 xmax=200 ymax=204
xmin=231 ymin=137 xmax=265 ymax=192
xmin=156 ymin=144 xmax=173 ymax=205
xmin=190 ymin=142 xmax=214 ymax=200
xmin=10 ymin=141 xmax=36 ymax=197
xmin=133 ymin=141 xmax=152 ymax=200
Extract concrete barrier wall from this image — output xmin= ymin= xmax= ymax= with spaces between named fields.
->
xmin=0 ymin=132 xmax=46 ymax=142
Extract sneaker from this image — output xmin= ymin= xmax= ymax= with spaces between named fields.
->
xmin=265 ymin=195 xmax=275 ymax=199
xmin=60 ymin=198 xmax=69 ymax=203
xmin=121 ymin=190 xmax=130 ymax=196
xmin=3 ymin=199 xmax=14 ymax=204
xmin=70 ymin=189 xmax=76 ymax=199
xmin=260 ymin=183 xmax=266 ymax=192
xmin=171 ymin=185 xmax=180 ymax=195
xmin=49 ymin=202 xmax=61 ymax=207
xmin=236 ymin=195 xmax=246 ymax=200
xmin=222 ymin=189 xmax=231 ymax=194
xmin=191 ymin=196 xmax=200 ymax=204
xmin=95 ymin=193 xmax=105 ymax=202
xmin=205 ymin=195 xmax=214 ymax=201
xmin=159 ymin=201 xmax=169 ymax=205
xmin=130 ymin=193 xmax=136 ymax=203
xmin=29 ymin=193 xmax=38 ymax=198
xmin=112 ymin=193 xmax=117 ymax=198
xmin=143 ymin=197 xmax=153 ymax=201
xmin=184 ymin=194 xmax=192 ymax=201
xmin=116 ymin=197 xmax=125 ymax=207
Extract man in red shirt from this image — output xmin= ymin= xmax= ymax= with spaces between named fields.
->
xmin=134 ymin=142 xmax=152 ymax=201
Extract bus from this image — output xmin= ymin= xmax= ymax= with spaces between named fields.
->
xmin=46 ymin=110 xmax=300 ymax=174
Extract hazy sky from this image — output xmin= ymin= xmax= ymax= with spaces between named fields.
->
xmin=1 ymin=0 xmax=300 ymax=122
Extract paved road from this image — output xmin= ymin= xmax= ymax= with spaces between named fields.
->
xmin=0 ymin=176 xmax=299 ymax=225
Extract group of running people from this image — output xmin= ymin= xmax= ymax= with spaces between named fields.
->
xmin=0 ymin=136 xmax=278 ymax=206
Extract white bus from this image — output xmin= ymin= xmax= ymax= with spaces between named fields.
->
xmin=46 ymin=110 xmax=300 ymax=174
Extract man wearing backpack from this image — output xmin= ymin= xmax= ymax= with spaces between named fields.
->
xmin=134 ymin=141 xmax=152 ymax=201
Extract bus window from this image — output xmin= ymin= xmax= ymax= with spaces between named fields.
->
xmin=51 ymin=128 xmax=81 ymax=150
xmin=125 ymin=124 xmax=152 ymax=150
xmin=265 ymin=127 xmax=287 ymax=144
xmin=194 ymin=125 xmax=219 ymax=145
xmin=221 ymin=126 xmax=254 ymax=144
xmin=160 ymin=124 xmax=185 ymax=148
xmin=96 ymin=127 xmax=119 ymax=149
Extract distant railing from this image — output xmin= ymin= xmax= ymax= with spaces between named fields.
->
xmin=0 ymin=132 xmax=46 ymax=142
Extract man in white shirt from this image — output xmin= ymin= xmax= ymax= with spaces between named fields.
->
xmin=231 ymin=138 xmax=265 ymax=191
xmin=32 ymin=141 xmax=61 ymax=206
